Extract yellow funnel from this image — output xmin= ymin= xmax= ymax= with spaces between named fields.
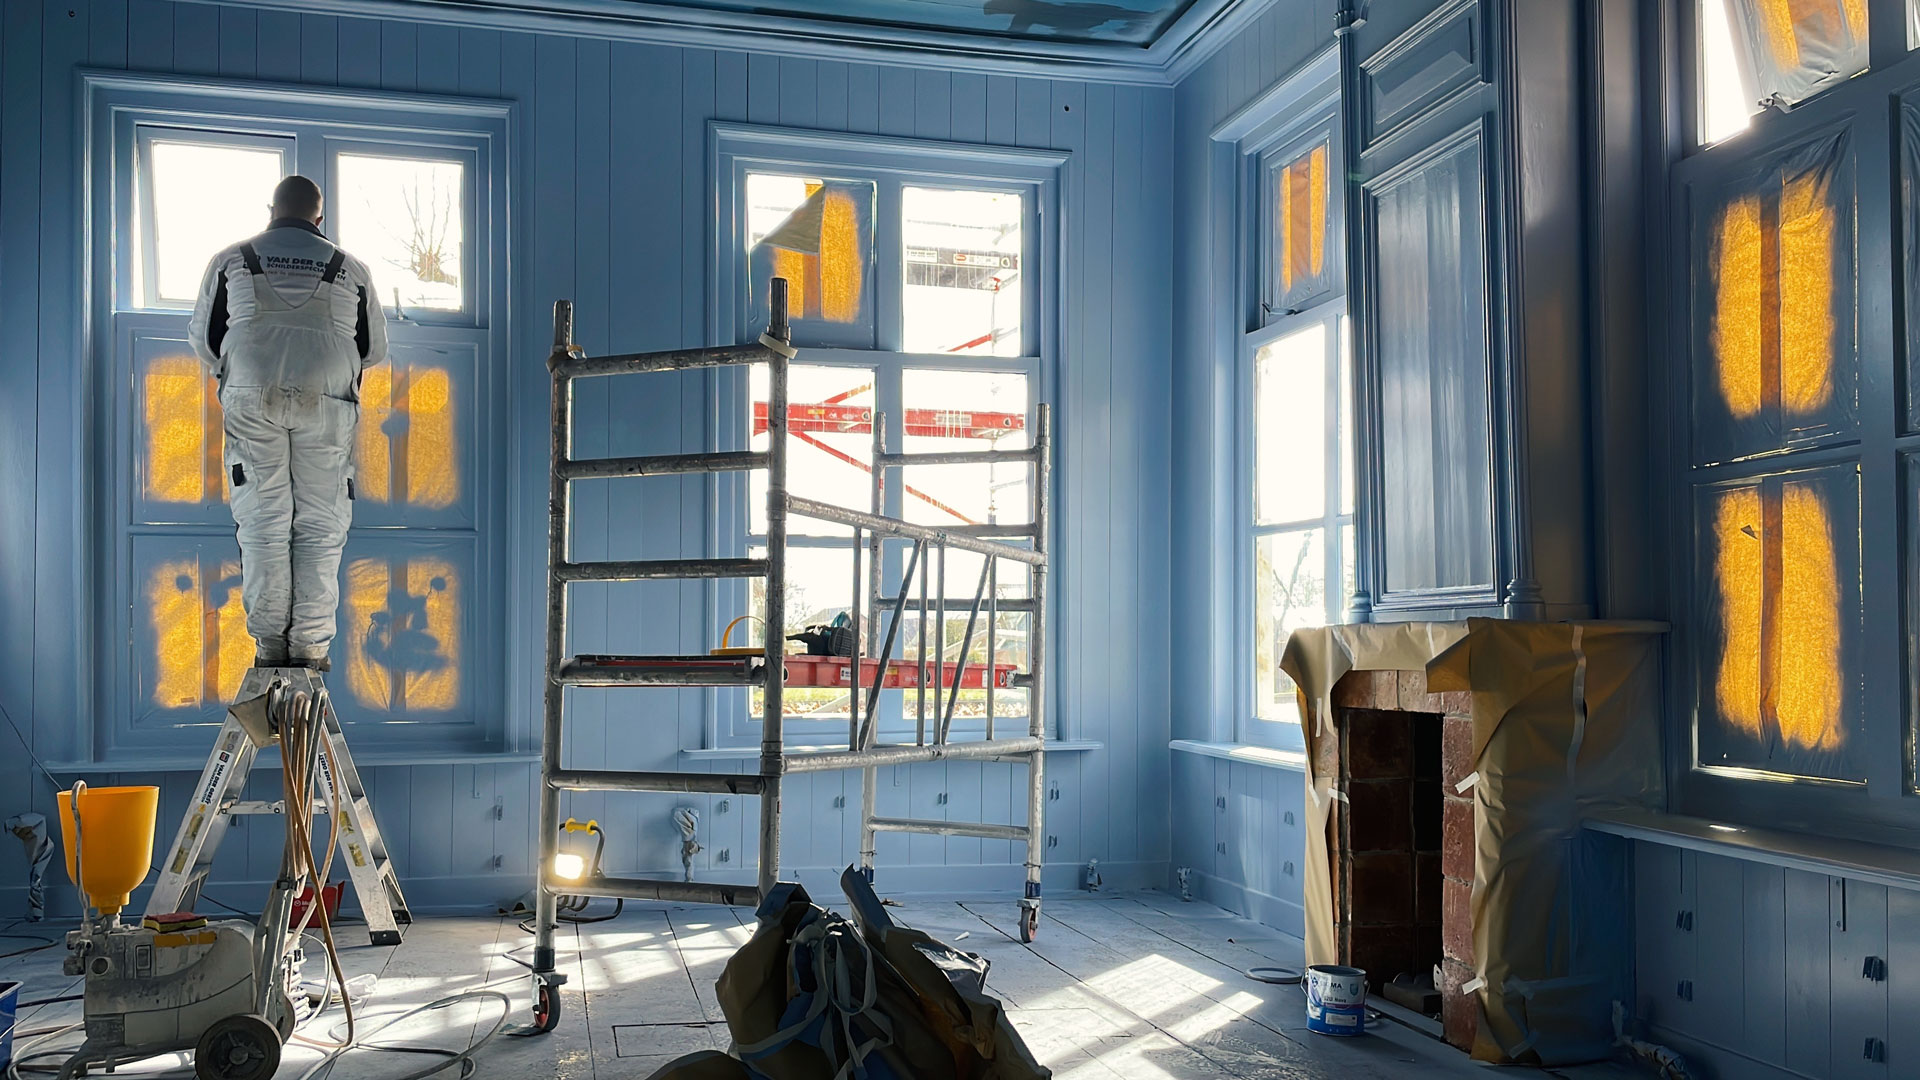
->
xmin=57 ymin=785 xmax=158 ymax=915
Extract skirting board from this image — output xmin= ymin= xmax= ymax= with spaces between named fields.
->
xmin=3 ymin=860 xmax=1168 ymax=920
xmin=1182 ymin=867 xmax=1306 ymax=938
xmin=1638 ymin=1024 xmax=1813 ymax=1080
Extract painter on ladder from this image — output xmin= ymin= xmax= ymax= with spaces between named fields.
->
xmin=187 ymin=174 xmax=389 ymax=672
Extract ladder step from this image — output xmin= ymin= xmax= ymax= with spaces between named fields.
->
xmin=868 ymin=816 xmax=1030 ymax=841
xmin=544 ymin=874 xmax=762 ymax=907
xmin=555 ymin=557 xmax=767 ymax=582
xmin=548 ymin=768 xmax=768 ymax=795
xmin=556 ymin=655 xmax=764 ymax=686
xmin=558 ymin=450 xmax=768 ymax=480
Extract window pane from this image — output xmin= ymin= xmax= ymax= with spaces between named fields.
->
xmin=1696 ymin=131 xmax=1855 ymax=464
xmin=746 ymin=173 xmax=875 ymax=343
xmin=144 ymin=140 xmax=286 ymax=304
xmin=341 ymin=543 xmax=467 ymax=715
xmin=900 ymin=369 xmax=1032 ymax=527
xmin=357 ymin=359 xmax=460 ymax=510
xmin=912 ymin=547 xmax=1032 ymax=726
xmin=135 ymin=539 xmax=252 ymax=722
xmin=1701 ymin=0 xmax=1760 ymax=144
xmin=139 ymin=352 xmax=227 ymax=510
xmin=335 ymin=154 xmax=465 ymax=311
xmin=1267 ymin=137 xmax=1333 ymax=312
xmin=750 ymin=364 xmax=876 ymax=536
xmin=749 ymin=545 xmax=856 ymax=723
xmin=1255 ymin=528 xmax=1328 ymax=722
xmin=902 ymin=187 xmax=1024 ymax=356
xmin=1695 ymin=464 xmax=1861 ymax=781
xmin=1339 ymin=315 xmax=1353 ymax=517
xmin=1254 ymin=322 xmax=1328 ymax=526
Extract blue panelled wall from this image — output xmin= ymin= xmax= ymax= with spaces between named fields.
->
xmin=1166 ymin=0 xmax=1333 ymax=936
xmin=0 ymin=0 xmax=1174 ymax=914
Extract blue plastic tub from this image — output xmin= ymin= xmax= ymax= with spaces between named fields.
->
xmin=0 ymin=979 xmax=19 ymax=1072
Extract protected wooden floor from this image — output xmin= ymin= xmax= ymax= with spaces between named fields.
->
xmin=3 ymin=891 xmax=1641 ymax=1078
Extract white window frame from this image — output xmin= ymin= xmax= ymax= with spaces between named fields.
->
xmin=707 ymin=123 xmax=1066 ymax=749
xmin=1211 ymin=57 xmax=1349 ymax=752
xmin=81 ymin=73 xmax=513 ymax=765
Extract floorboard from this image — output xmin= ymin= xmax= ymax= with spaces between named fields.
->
xmin=0 ymin=894 xmax=1651 ymax=1078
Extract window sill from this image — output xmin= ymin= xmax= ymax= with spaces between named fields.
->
xmin=1168 ymin=739 xmax=1307 ymax=771
xmin=44 ymin=750 xmax=542 ymax=773
xmin=1585 ymin=806 xmax=1920 ymax=894
xmin=683 ymin=738 xmax=1102 ymax=761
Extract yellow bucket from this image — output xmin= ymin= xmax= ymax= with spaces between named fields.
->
xmin=57 ymin=785 xmax=158 ymax=915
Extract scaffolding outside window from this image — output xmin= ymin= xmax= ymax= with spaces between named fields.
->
xmin=1697 ymin=0 xmax=1868 ymax=145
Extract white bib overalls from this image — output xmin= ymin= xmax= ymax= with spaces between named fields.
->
xmin=218 ymin=242 xmax=361 ymax=665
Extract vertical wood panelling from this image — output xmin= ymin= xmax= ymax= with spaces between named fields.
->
xmin=1166 ymin=1 xmax=1333 ymax=924
xmin=0 ymin=0 xmax=1175 ymax=915
xmin=335 ymin=17 xmax=378 ymax=87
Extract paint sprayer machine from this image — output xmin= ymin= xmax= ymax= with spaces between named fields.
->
xmin=50 ymin=678 xmax=353 ymax=1080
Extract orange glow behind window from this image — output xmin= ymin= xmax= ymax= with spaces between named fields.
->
xmin=1751 ymin=0 xmax=1867 ymax=70
xmin=356 ymin=364 xmax=457 ymax=509
xmin=144 ymin=356 xmax=227 ymax=506
xmin=148 ymin=556 xmax=252 ymax=709
xmin=1710 ymin=175 xmax=1835 ymax=423
xmin=1276 ymin=140 xmax=1330 ymax=295
xmin=345 ymin=554 xmax=460 ymax=712
xmin=768 ymin=183 xmax=863 ymax=324
xmin=1712 ymin=481 xmax=1843 ymax=752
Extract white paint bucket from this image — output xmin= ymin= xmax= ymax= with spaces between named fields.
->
xmin=1305 ymin=964 xmax=1368 ymax=1036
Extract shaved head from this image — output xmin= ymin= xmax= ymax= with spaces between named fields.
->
xmin=272 ymin=175 xmax=324 ymax=223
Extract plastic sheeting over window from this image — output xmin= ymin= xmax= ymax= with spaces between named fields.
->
xmin=746 ymin=175 xmax=876 ymax=347
xmin=342 ymin=547 xmax=464 ymax=714
xmin=1695 ymin=464 xmax=1862 ymax=782
xmin=1695 ymin=130 xmax=1855 ymax=464
xmin=141 ymin=547 xmax=253 ymax=715
xmin=1263 ymin=128 xmax=1338 ymax=316
xmin=141 ymin=355 xmax=227 ymax=509
xmin=356 ymin=361 xmax=458 ymax=511
xmin=1718 ymin=0 xmax=1868 ymax=112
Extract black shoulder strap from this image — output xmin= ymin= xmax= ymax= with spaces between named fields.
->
xmin=238 ymin=243 xmax=265 ymax=276
xmin=320 ymin=249 xmax=348 ymax=284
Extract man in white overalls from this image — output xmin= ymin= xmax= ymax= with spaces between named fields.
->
xmin=189 ymin=176 xmax=389 ymax=671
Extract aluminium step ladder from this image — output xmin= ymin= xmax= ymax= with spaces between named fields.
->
xmin=147 ymin=666 xmax=412 ymax=945
xmin=522 ymin=282 xmax=796 ymax=1034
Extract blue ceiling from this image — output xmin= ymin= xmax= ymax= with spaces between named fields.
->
xmin=642 ymin=0 xmax=1201 ymax=46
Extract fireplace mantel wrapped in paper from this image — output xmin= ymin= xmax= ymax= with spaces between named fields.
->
xmin=1280 ymin=619 xmax=1666 ymax=1065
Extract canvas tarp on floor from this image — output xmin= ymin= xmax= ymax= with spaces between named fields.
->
xmin=1280 ymin=618 xmax=1665 ymax=1064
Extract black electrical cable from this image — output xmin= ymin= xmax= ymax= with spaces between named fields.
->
xmin=15 ymin=994 xmax=81 ymax=1009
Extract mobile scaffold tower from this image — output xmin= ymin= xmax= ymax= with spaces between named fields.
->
xmin=526 ymin=280 xmax=1052 ymax=1033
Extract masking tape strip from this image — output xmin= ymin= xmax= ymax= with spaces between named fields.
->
xmin=1463 ymin=976 xmax=1486 ymax=994
xmin=1567 ymin=624 xmax=1589 ymax=786
xmin=1454 ymin=771 xmax=1479 ymax=794
xmin=758 ymin=332 xmax=798 ymax=359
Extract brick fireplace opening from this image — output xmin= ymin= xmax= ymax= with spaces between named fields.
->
xmin=1325 ymin=669 xmax=1478 ymax=1052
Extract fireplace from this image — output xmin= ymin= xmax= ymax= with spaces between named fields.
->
xmin=1322 ymin=668 xmax=1478 ymax=1050
xmin=1284 ymin=620 xmax=1666 ymax=1065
